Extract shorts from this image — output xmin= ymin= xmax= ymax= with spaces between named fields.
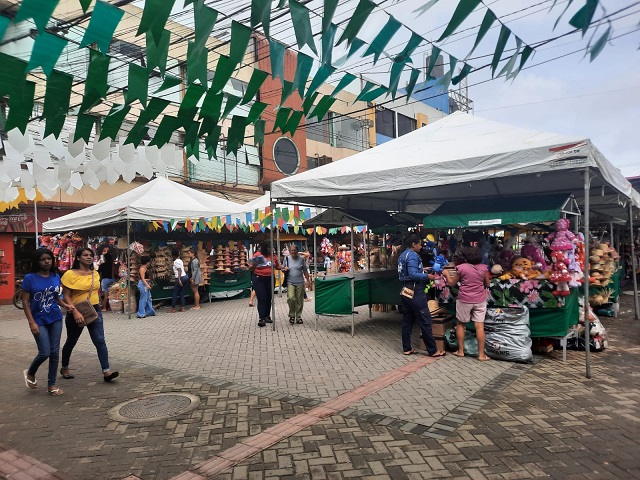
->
xmin=101 ymin=278 xmax=116 ymax=293
xmin=456 ymin=301 xmax=487 ymax=323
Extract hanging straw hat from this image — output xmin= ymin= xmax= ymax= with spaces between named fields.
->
xmin=338 ymin=244 xmax=349 ymax=250
xmin=428 ymin=300 xmax=446 ymax=317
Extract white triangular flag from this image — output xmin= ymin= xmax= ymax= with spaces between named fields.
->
xmin=92 ymin=137 xmax=111 ymax=161
xmin=68 ymin=138 xmax=85 ymax=158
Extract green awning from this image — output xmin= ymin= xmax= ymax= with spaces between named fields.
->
xmin=423 ymin=194 xmax=574 ymax=229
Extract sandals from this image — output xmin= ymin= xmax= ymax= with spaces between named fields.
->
xmin=428 ymin=351 xmax=446 ymax=358
xmin=23 ymin=369 xmax=38 ymax=389
xmin=403 ymin=350 xmax=417 ymax=355
xmin=60 ymin=368 xmax=75 ymax=379
xmin=104 ymin=371 xmax=119 ymax=382
xmin=48 ymin=387 xmax=63 ymax=396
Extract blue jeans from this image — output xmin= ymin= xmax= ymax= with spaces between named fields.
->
xmin=172 ymin=275 xmax=189 ymax=308
xmin=400 ymin=288 xmax=437 ymax=354
xmin=253 ymin=275 xmax=272 ymax=320
xmin=61 ymin=306 xmax=111 ymax=372
xmin=28 ymin=320 xmax=63 ymax=388
xmin=137 ymin=280 xmax=156 ymax=317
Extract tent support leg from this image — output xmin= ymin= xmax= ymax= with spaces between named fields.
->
xmin=351 ymin=226 xmax=355 ymax=337
xmin=277 ymin=228 xmax=282 ymax=298
xmin=629 ymin=203 xmax=639 ymax=320
xmin=127 ymin=220 xmax=132 ymax=320
xmin=314 ymin=228 xmax=318 ymax=331
xmin=270 ymin=201 xmax=276 ymax=331
xmin=583 ymin=168 xmax=591 ymax=378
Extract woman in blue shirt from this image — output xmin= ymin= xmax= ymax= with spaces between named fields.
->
xmin=22 ymin=248 xmax=75 ymax=396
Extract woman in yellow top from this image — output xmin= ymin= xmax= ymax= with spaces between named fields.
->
xmin=60 ymin=248 xmax=119 ymax=382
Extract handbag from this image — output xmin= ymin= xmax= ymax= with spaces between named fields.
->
xmin=399 ymin=251 xmax=415 ymax=299
xmin=74 ymin=272 xmax=98 ymax=325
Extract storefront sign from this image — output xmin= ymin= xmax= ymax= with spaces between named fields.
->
xmin=468 ymin=219 xmax=501 ymax=226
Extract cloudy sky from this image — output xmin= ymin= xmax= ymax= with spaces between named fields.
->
xmin=168 ymin=0 xmax=640 ymax=177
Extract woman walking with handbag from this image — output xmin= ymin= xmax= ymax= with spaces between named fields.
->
xmin=22 ymin=248 xmax=75 ymax=396
xmin=60 ymin=248 xmax=119 ymax=382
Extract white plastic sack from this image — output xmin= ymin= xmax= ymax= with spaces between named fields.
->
xmin=484 ymin=306 xmax=533 ymax=363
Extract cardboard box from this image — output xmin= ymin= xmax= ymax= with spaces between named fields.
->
xmin=431 ymin=319 xmax=453 ymax=337
xmin=420 ymin=335 xmax=447 ymax=352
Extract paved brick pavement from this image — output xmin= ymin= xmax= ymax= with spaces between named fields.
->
xmin=0 ymin=292 xmax=638 ymax=479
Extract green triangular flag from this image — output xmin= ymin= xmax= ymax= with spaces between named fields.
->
xmin=177 ymin=83 xmax=206 ymax=126
xmin=253 ymin=119 xmax=266 ymax=146
xmin=413 ymin=0 xmax=439 ymax=17
xmin=336 ymin=0 xmax=375 ymax=47
xmin=269 ymin=39 xmax=285 ymax=83
xmin=388 ymin=61 xmax=405 ymax=99
xmin=356 ymin=84 xmax=387 ymax=103
xmin=437 ymin=0 xmax=481 ymax=42
xmin=569 ymin=0 xmax=598 ymax=36
xmin=272 ymin=107 xmax=292 ymax=133
xmin=330 ymin=73 xmax=356 ymax=98
xmin=302 ymin=92 xmax=318 ymax=115
xmin=279 ymin=80 xmax=295 ymax=106
xmin=322 ymin=0 xmax=339 ymax=33
xmin=226 ymin=115 xmax=247 ymax=157
xmin=283 ymin=110 xmax=303 ymax=136
xmin=146 ymin=29 xmax=170 ymax=77
xmin=321 ymin=23 xmax=337 ymax=66
xmin=241 ymin=68 xmax=269 ymax=104
xmin=404 ymin=67 xmax=421 ymax=103
xmin=251 ymin=0 xmax=271 ymax=38
xmin=0 ymin=54 xmax=27 ymax=99
xmin=229 ymin=21 xmax=252 ymax=67
xmin=26 ymin=32 xmax=68 ymax=77
xmin=308 ymin=95 xmax=336 ymax=121
xmin=511 ymin=45 xmax=534 ymax=77
xmin=137 ymin=0 xmax=176 ymax=45
xmin=395 ymin=31 xmax=423 ymax=64
xmin=433 ymin=54 xmax=457 ymax=91
xmin=498 ymin=37 xmax=522 ymax=79
xmin=491 ymin=25 xmax=511 ymax=77
xmin=80 ymin=50 xmax=111 ymax=112
xmin=79 ymin=0 xmax=93 ymax=13
xmin=154 ymin=74 xmax=181 ymax=94
xmin=352 ymin=81 xmax=374 ymax=103
xmin=246 ymin=101 xmax=268 ymax=125
xmin=14 ymin=0 xmax=58 ymax=32
xmin=127 ymin=97 xmax=170 ymax=145
xmin=222 ymin=93 xmax=242 ymax=120
xmin=425 ymin=46 xmax=441 ymax=80
xmin=125 ymin=63 xmax=149 ymax=107
xmin=210 ymin=54 xmax=235 ymax=93
xmin=149 ymin=115 xmax=181 ymax=147
xmin=363 ymin=16 xmax=401 ymax=64
xmin=187 ymin=41 xmax=208 ymax=87
xmin=467 ymin=9 xmax=495 ymax=58
xmin=0 ymin=15 xmax=10 ymax=41
xmin=184 ymin=121 xmax=200 ymax=160
xmin=292 ymin=53 xmax=313 ymax=98
xmin=5 ymin=80 xmax=35 ymax=134
xmin=73 ymin=113 xmax=96 ymax=143
xmin=333 ymin=37 xmax=366 ymax=67
xmin=43 ymin=70 xmax=73 ymax=139
xmin=198 ymin=116 xmax=217 ymax=138
xmin=204 ymin=124 xmax=222 ymax=159
xmin=452 ymin=63 xmax=472 ymax=85
xmin=200 ymin=90 xmax=224 ymax=121
xmin=99 ymin=103 xmax=131 ymax=141
xmin=305 ymin=64 xmax=335 ymax=100
xmin=289 ymin=0 xmax=317 ymax=55
xmin=79 ymin=0 xmax=124 ymax=54
xmin=193 ymin=4 xmax=218 ymax=52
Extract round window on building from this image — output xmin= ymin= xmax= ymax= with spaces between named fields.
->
xmin=273 ymin=137 xmax=300 ymax=175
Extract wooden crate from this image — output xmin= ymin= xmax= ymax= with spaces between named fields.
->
xmin=420 ymin=335 xmax=447 ymax=352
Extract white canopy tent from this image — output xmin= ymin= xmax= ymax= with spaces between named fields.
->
xmin=271 ymin=112 xmax=640 ymax=377
xmin=42 ymin=176 xmax=244 ymax=231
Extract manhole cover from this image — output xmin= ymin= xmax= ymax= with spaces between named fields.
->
xmin=108 ymin=393 xmax=200 ymax=423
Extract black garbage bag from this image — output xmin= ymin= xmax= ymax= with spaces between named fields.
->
xmin=483 ymin=306 xmax=533 ymax=363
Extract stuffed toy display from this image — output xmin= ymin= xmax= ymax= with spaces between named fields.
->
xmin=498 ymin=248 xmax=517 ymax=272
xmin=567 ymin=233 xmax=585 ymax=287
xmin=549 ymin=250 xmax=572 ymax=296
xmin=546 ymin=218 xmax=576 ymax=251
xmin=430 ymin=254 xmax=449 ymax=273
xmin=500 ymin=257 xmax=541 ymax=281
xmin=521 ymin=236 xmax=549 ymax=272
xmin=319 ymin=237 xmax=334 ymax=258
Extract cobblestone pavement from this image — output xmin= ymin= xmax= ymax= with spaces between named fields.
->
xmin=0 ymin=292 xmax=638 ymax=479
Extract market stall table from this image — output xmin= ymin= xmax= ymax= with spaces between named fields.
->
xmin=208 ymin=270 xmax=252 ymax=301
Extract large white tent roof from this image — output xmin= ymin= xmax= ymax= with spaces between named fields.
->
xmin=271 ymin=112 xmax=640 ymax=215
xmin=43 ymin=177 xmax=244 ymax=231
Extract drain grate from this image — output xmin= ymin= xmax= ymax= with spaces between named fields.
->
xmin=109 ymin=393 xmax=200 ymax=423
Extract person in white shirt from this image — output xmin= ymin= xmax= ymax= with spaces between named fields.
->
xmin=168 ymin=248 xmax=187 ymax=313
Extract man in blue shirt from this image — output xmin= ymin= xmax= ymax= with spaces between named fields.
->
xmin=398 ymin=234 xmax=446 ymax=357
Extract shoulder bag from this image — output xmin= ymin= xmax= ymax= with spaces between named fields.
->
xmin=74 ymin=272 xmax=99 ymax=325
xmin=400 ymin=251 xmax=415 ymax=299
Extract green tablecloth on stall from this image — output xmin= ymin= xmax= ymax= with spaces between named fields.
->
xmin=208 ymin=270 xmax=252 ymax=293
xmin=150 ymin=280 xmax=193 ymax=301
xmin=589 ymin=268 xmax=622 ymax=302
xmin=314 ymin=273 xmax=401 ymax=315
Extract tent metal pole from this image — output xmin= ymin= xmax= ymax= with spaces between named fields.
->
xmin=270 ymin=201 xmax=276 ymax=331
xmin=629 ymin=203 xmax=639 ymax=320
xmin=609 ymin=222 xmax=614 ymax=248
xmin=383 ymin=227 xmax=387 ymax=269
xmin=314 ymin=227 xmax=318 ymax=331
xmin=34 ymin=201 xmax=38 ymax=246
xmin=366 ymin=226 xmax=372 ymax=318
xmin=583 ymin=168 xmax=591 ymax=378
xmin=351 ymin=225 xmax=355 ymax=337
xmin=277 ymin=227 xmax=282 ymax=298
xmin=127 ymin=219 xmax=132 ymax=320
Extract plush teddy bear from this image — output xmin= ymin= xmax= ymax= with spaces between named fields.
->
xmin=546 ymin=218 xmax=576 ymax=251
xmin=509 ymin=257 xmax=542 ymax=280
xmin=498 ymin=248 xmax=517 ymax=272
xmin=430 ymin=254 xmax=449 ymax=273
xmin=549 ymin=250 xmax=571 ymax=296
xmin=521 ymin=236 xmax=549 ymax=272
